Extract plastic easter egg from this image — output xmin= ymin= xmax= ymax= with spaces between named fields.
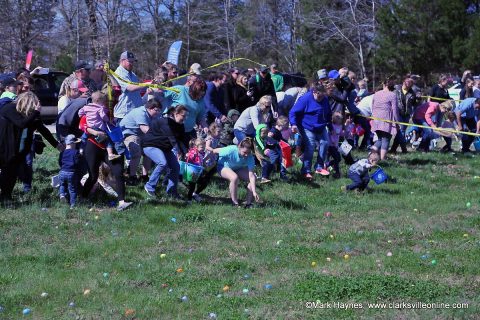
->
xmin=216 ymin=294 xmax=222 ymax=298
xmin=466 ymin=202 xmax=471 ymax=208
xmin=41 ymin=292 xmax=48 ymax=298
xmin=103 ymin=272 xmax=109 ymax=278
xmin=311 ymin=261 xmax=317 ymax=267
xmin=22 ymin=308 xmax=31 ymax=315
xmin=463 ymin=233 xmax=469 ymax=238
xmin=125 ymin=309 xmax=135 ymax=316
xmin=176 ymin=268 xmax=183 ymax=273
xmin=83 ymin=289 xmax=91 ymax=296
xmin=344 ymin=254 xmax=350 ymax=260
xmin=223 ymin=285 xmax=230 ymax=292
xmin=431 ymin=259 xmax=437 ymax=265
xmin=387 ymin=252 xmax=393 ymax=257
xmin=209 ymin=313 xmax=217 ymax=319
xmin=264 ymin=284 xmax=273 ymax=290
xmin=326 ymin=257 xmax=331 ymax=262
xmin=324 ymin=212 xmax=332 ymax=218
xmin=181 ymin=295 xmax=188 ymax=302
xmin=171 ymin=217 xmax=177 ymax=223
xmin=160 ymin=254 xmax=166 ymax=259
xmin=68 ymin=302 xmax=75 ymax=307
xmin=243 ymin=274 xmax=250 ymax=279
xmin=242 ymin=288 xmax=249 ymax=294
xmin=0 ymin=306 xmax=4 ymax=312
xmin=330 ymin=234 xmax=334 ymax=239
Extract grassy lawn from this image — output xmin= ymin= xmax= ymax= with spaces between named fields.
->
xmin=1 ymin=146 xmax=479 ymax=319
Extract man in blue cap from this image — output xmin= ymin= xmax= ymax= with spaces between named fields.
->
xmin=113 ymin=51 xmax=144 ymax=122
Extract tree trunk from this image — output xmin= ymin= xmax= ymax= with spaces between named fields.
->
xmin=85 ymin=0 xmax=99 ymax=59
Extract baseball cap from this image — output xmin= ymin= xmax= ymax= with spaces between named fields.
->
xmin=65 ymin=134 xmax=81 ymax=144
xmin=259 ymin=65 xmax=269 ymax=73
xmin=120 ymin=51 xmax=137 ymax=62
xmin=70 ymin=79 xmax=88 ymax=92
xmin=270 ymin=63 xmax=279 ymax=70
xmin=189 ymin=63 xmax=202 ymax=75
xmin=74 ymin=60 xmax=93 ymax=71
xmin=3 ymin=77 xmax=22 ymax=87
xmin=328 ymin=70 xmax=340 ymax=79
xmin=317 ymin=69 xmax=327 ymax=80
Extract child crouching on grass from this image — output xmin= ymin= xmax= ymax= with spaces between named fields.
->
xmin=343 ymin=151 xmax=379 ymax=191
xmin=185 ymin=138 xmax=216 ymax=203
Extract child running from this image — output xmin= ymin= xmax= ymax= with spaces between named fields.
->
xmin=185 ymin=137 xmax=216 ymax=202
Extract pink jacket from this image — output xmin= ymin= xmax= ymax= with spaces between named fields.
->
xmin=412 ymin=102 xmax=439 ymax=126
xmin=78 ymin=103 xmax=110 ymax=131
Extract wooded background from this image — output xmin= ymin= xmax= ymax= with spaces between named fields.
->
xmin=1 ymin=0 xmax=479 ymax=84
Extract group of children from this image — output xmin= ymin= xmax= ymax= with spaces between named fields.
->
xmin=57 ymin=95 xmax=382 ymax=208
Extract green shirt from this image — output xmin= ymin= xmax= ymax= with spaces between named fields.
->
xmin=270 ymin=73 xmax=284 ymax=92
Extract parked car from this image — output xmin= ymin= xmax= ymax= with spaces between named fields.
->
xmin=0 ymin=70 xmax=68 ymax=124
xmin=447 ymin=83 xmax=461 ymax=107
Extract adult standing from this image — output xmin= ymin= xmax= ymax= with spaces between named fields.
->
xmin=81 ymin=125 xmax=132 ymax=212
xmin=213 ymin=138 xmax=259 ymax=207
xmin=270 ymin=63 xmax=284 ymax=92
xmin=232 ymin=74 xmax=253 ymax=113
xmin=163 ymin=79 xmax=208 ymax=141
xmin=454 ymin=97 xmax=480 ymax=153
xmin=460 ymin=78 xmax=474 ymax=100
xmin=59 ymin=60 xmax=97 ymax=98
xmin=113 ymin=51 xmax=144 ymax=122
xmin=205 ymin=72 xmax=227 ymax=124
xmin=56 ymin=80 xmax=90 ymax=142
xmin=90 ymin=60 xmax=106 ymax=90
xmin=248 ymin=66 xmax=278 ymax=117
xmin=223 ymin=67 xmax=240 ymax=111
xmin=233 ymin=95 xmax=272 ymax=143
xmin=142 ymin=105 xmax=189 ymax=198
xmin=371 ymin=78 xmax=399 ymax=160
xmin=0 ymin=92 xmax=63 ymax=200
xmin=390 ymin=77 xmax=417 ymax=153
xmin=289 ymin=83 xmax=332 ymax=179
xmin=120 ymin=99 xmax=161 ymax=185
xmin=430 ymin=75 xmax=451 ymax=104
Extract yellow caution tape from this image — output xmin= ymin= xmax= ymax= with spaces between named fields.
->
xmin=420 ymin=95 xmax=462 ymax=102
xmin=361 ymin=115 xmax=480 ymax=137
xmin=106 ymin=67 xmax=180 ymax=94
xmin=105 ymin=62 xmax=114 ymax=121
xmin=160 ymin=57 xmax=266 ymax=85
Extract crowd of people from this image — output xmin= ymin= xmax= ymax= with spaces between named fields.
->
xmin=0 ymin=51 xmax=478 ymax=210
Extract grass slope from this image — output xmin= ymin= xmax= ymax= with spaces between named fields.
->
xmin=1 ymin=147 xmax=479 ymax=319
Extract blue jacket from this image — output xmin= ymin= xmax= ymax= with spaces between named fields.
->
xmin=289 ymin=90 xmax=331 ymax=132
xmin=205 ymin=81 xmax=225 ymax=118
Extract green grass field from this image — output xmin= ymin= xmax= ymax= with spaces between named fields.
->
xmin=1 ymin=147 xmax=479 ymax=319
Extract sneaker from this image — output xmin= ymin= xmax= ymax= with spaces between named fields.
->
xmin=117 ymin=201 xmax=133 ymax=211
xmin=108 ymin=154 xmax=122 ymax=161
xmin=60 ymin=195 xmax=67 ymax=203
xmin=192 ymin=193 xmax=202 ymax=202
xmin=144 ymin=185 xmax=156 ymax=198
xmin=259 ymin=178 xmax=271 ymax=184
xmin=244 ymin=203 xmax=253 ymax=209
xmin=315 ymin=168 xmax=330 ymax=176
xmin=232 ymin=202 xmax=241 ymax=207
xmin=304 ymin=173 xmax=313 ymax=181
xmin=70 ymin=205 xmax=75 ymax=210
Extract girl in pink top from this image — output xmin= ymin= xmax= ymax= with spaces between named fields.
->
xmin=78 ymin=91 xmax=120 ymax=160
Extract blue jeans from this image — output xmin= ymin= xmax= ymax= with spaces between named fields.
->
xmin=300 ymin=127 xmax=329 ymax=174
xmin=59 ymin=170 xmax=78 ymax=206
xmin=347 ymin=171 xmax=370 ymax=190
xmin=233 ymin=129 xmax=248 ymax=144
xmin=390 ymin=114 xmax=409 ymax=152
xmin=143 ymin=147 xmax=179 ymax=195
xmin=261 ymin=147 xmax=287 ymax=179
xmin=413 ymin=119 xmax=433 ymax=151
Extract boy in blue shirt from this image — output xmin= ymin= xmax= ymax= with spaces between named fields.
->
xmin=59 ymin=134 xmax=81 ymax=208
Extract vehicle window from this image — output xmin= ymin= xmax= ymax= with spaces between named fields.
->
xmin=34 ymin=78 xmax=50 ymax=91
xmin=53 ymin=74 xmax=67 ymax=91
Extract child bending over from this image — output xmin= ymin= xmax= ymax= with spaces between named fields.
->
xmin=344 ymin=151 xmax=379 ymax=191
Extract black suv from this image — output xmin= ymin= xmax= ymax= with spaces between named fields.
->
xmin=0 ymin=70 xmax=68 ymax=124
